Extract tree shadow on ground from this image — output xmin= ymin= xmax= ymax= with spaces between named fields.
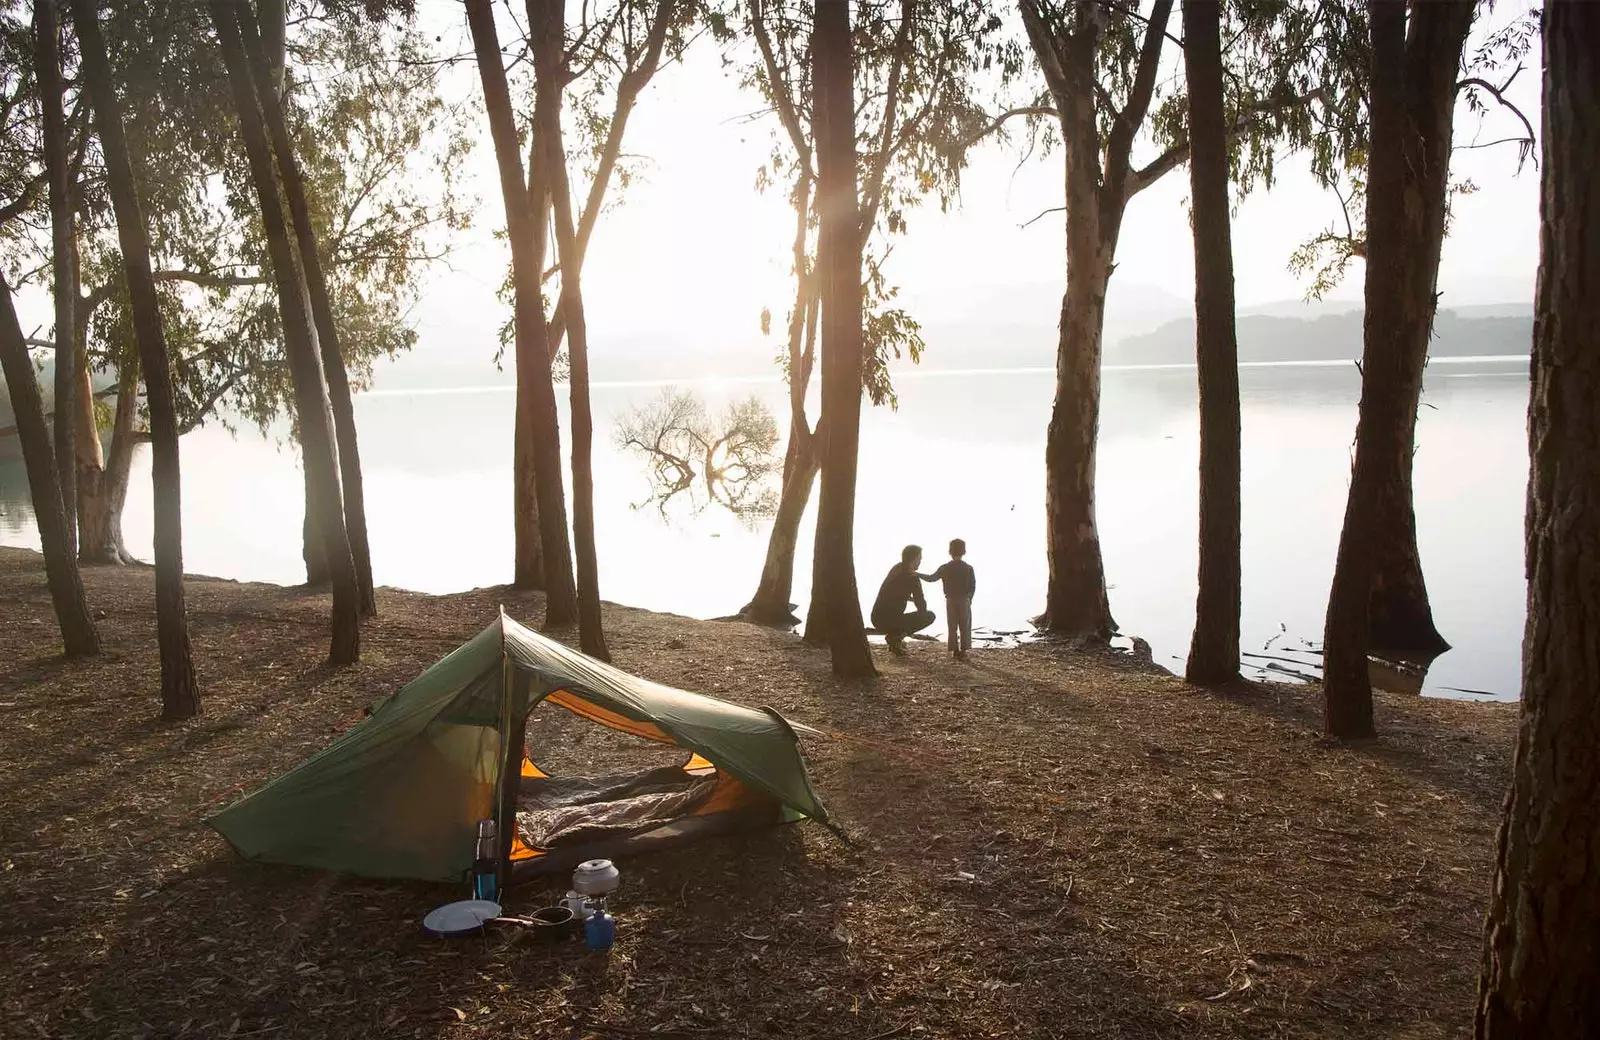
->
xmin=1204 ymin=678 xmax=1515 ymax=815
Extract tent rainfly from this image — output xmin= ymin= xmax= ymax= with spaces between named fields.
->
xmin=209 ymin=611 xmax=831 ymax=885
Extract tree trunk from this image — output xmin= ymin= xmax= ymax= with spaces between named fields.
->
xmin=1182 ymin=0 xmax=1240 ymax=686
xmin=746 ymin=173 xmax=819 ymax=626
xmin=1322 ymin=0 xmax=1472 ymax=738
xmin=235 ymin=8 xmax=376 ymax=616
xmin=537 ymin=0 xmax=610 ymax=661
xmin=1040 ymin=224 xmax=1116 ymax=639
xmin=809 ymin=0 xmax=874 ymax=677
xmin=301 ymin=458 xmax=329 ymax=584
xmin=1021 ymin=0 xmax=1172 ymax=642
xmin=1037 ymin=71 xmax=1120 ymax=640
xmin=746 ymin=442 xmax=819 ymax=626
xmin=70 ymin=0 xmax=199 ymax=716
xmin=256 ymin=0 xmax=286 ymax=99
xmin=36 ymin=0 xmax=75 ymax=559
xmin=0 ymin=275 xmax=100 ymax=657
xmin=466 ymin=0 xmax=578 ymax=622
xmin=81 ymin=354 xmax=136 ymax=565
xmin=1368 ymin=453 xmax=1447 ymax=654
xmin=71 ymin=341 xmax=105 ymax=556
xmin=1475 ymin=6 xmax=1600 ymax=1032
xmin=211 ymin=0 xmax=359 ymax=665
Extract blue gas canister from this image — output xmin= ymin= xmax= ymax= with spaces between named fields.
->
xmin=584 ymin=911 xmax=616 ymax=950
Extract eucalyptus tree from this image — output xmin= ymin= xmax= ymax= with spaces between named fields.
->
xmin=35 ymin=0 xmax=75 ymax=556
xmin=524 ymin=0 xmax=692 ymax=659
xmin=69 ymin=0 xmax=199 ymax=718
xmin=466 ymin=0 xmax=579 ymax=624
xmin=810 ymin=0 xmax=873 ymax=675
xmin=973 ymin=0 xmax=1357 ymax=640
xmin=0 ymin=273 xmax=99 ymax=657
xmin=1283 ymin=7 xmax=1536 ymax=691
xmin=20 ymin=7 xmax=469 ymax=573
xmin=210 ymin=0 xmax=360 ymax=664
xmin=1322 ymin=0 xmax=1479 ymax=737
xmin=472 ymin=0 xmax=694 ymax=646
xmin=0 ymin=2 xmax=98 ymax=658
xmin=1180 ymin=0 xmax=1238 ymax=686
xmin=733 ymin=0 xmax=995 ymax=630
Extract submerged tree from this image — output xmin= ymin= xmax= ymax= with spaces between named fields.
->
xmin=69 ymin=0 xmax=199 ymax=718
xmin=0 ymin=272 xmax=99 ymax=657
xmin=617 ymin=388 xmax=781 ymax=519
xmin=210 ymin=0 xmax=360 ymax=665
xmin=1321 ymin=0 xmax=1475 ymax=738
xmin=809 ymin=0 xmax=873 ymax=676
xmin=1181 ymin=0 xmax=1239 ymax=686
xmin=1294 ymin=5 xmax=1537 ymax=678
xmin=1475 ymin=2 xmax=1600 ymax=1031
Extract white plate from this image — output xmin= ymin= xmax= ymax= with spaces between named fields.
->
xmin=422 ymin=899 xmax=502 ymax=937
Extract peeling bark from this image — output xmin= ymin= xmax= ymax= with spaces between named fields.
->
xmin=80 ymin=355 xmax=137 ymax=565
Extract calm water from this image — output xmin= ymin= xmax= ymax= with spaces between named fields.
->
xmin=0 ymin=357 xmax=1530 ymax=700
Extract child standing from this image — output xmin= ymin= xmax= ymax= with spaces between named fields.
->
xmin=924 ymin=539 xmax=976 ymax=658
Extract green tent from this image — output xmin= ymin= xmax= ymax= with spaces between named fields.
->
xmin=209 ymin=611 xmax=829 ymax=884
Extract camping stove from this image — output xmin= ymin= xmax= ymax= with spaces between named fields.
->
xmin=571 ymin=859 xmax=621 ymax=915
xmin=571 ymin=860 xmax=621 ymax=950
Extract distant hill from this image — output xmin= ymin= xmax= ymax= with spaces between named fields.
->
xmin=1108 ymin=307 xmax=1533 ymax=367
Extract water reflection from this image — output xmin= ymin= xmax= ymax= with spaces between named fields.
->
xmin=0 ymin=358 xmax=1529 ymax=700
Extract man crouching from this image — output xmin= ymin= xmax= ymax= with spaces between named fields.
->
xmin=870 ymin=544 xmax=935 ymax=653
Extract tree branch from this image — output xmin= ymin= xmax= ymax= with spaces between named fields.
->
xmin=958 ymin=104 xmax=1060 ymax=153
xmin=548 ymin=0 xmax=677 ymax=353
xmin=1457 ymin=72 xmax=1537 ymax=168
xmin=1018 ymin=0 xmax=1073 ymax=116
xmin=1102 ymin=0 xmax=1173 ymax=199
xmin=0 ymin=170 xmax=48 ymax=226
xmin=859 ymin=0 xmax=916 ymax=239
xmin=177 ymin=367 xmax=247 ymax=436
xmin=749 ymin=0 xmax=812 ymax=176
xmin=1124 ymin=89 xmax=1325 ymax=200
xmin=152 ymin=269 xmax=271 ymax=289
xmin=1019 ymin=204 xmax=1067 ymax=229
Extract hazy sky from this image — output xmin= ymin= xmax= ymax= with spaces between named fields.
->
xmin=397 ymin=0 xmax=1543 ymax=377
xmin=8 ymin=2 xmax=1542 ymax=375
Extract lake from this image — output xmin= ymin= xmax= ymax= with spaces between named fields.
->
xmin=0 ymin=356 xmax=1530 ymax=700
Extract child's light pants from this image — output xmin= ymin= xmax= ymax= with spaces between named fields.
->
xmin=946 ymin=595 xmax=972 ymax=653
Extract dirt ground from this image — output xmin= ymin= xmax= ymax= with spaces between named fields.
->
xmin=0 ymin=547 xmax=1518 ymax=1040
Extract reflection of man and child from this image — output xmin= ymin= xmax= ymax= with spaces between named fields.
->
xmin=870 ymin=539 xmax=977 ymax=659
